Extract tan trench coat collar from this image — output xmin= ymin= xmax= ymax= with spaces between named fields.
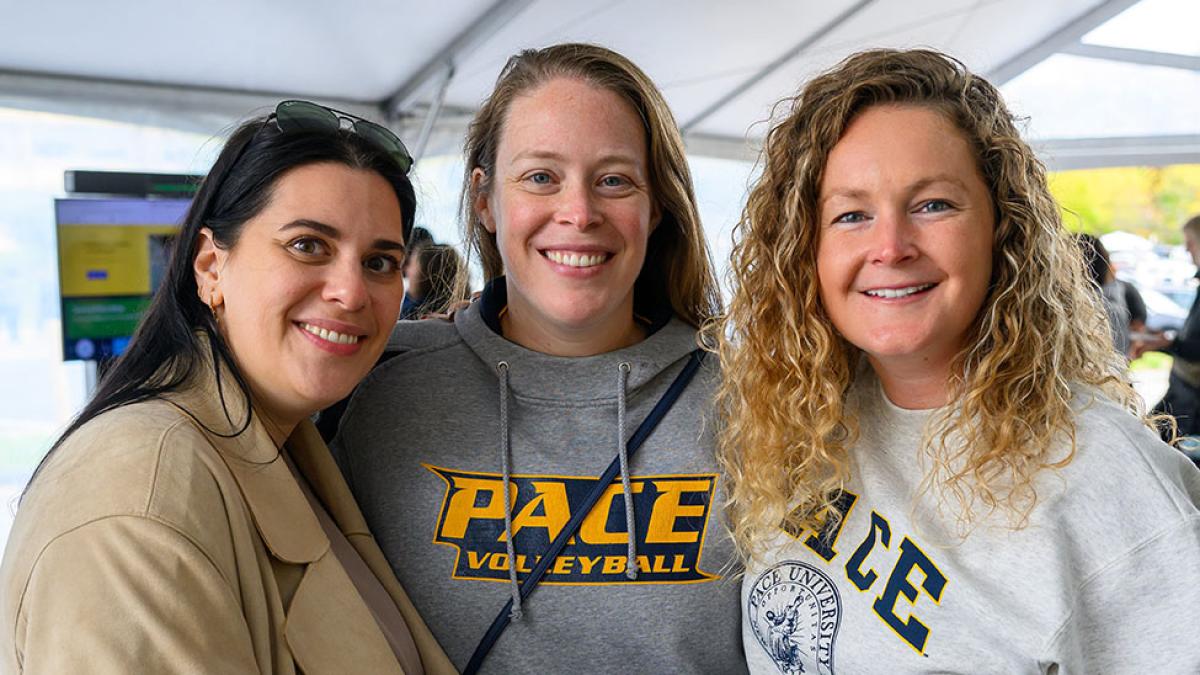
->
xmin=166 ymin=352 xmax=328 ymax=565
xmin=165 ymin=346 xmax=414 ymax=674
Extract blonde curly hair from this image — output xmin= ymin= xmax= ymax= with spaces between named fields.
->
xmin=715 ymin=48 xmax=1143 ymax=560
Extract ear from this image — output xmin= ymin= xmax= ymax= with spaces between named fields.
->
xmin=471 ymin=168 xmax=497 ymax=234
xmin=648 ymin=200 xmax=663 ymax=233
xmin=193 ymin=227 xmax=227 ymax=308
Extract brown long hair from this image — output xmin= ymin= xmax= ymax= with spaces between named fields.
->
xmin=411 ymin=243 xmax=469 ymax=316
xmin=461 ymin=43 xmax=720 ymax=327
xmin=716 ymin=48 xmax=1143 ymax=559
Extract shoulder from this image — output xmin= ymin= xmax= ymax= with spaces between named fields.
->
xmin=7 ymin=398 xmax=244 ymax=579
xmin=334 ymin=317 xmax=477 ymax=445
xmin=355 ymin=318 xmax=471 ymax=392
xmin=27 ymin=399 xmax=224 ymax=510
xmin=386 ymin=317 xmax=461 ymax=353
xmin=1069 ymin=392 xmax=1199 ymax=511
xmin=1031 ymin=391 xmax=1200 ymax=569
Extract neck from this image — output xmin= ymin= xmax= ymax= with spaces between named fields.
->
xmin=869 ymin=355 xmax=952 ymax=410
xmin=242 ymin=380 xmax=300 ymax=447
xmin=501 ymin=302 xmax=645 ymax=357
xmin=254 ymin=402 xmax=299 ymax=448
xmin=218 ymin=328 xmax=300 ymax=447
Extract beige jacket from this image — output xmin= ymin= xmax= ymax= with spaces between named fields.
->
xmin=0 ymin=361 xmax=457 ymax=675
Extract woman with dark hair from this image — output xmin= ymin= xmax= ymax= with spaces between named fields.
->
xmin=718 ymin=49 xmax=1199 ymax=672
xmin=401 ymin=243 xmax=470 ymax=320
xmin=1076 ymin=232 xmax=1132 ymax=355
xmin=0 ymin=101 xmax=454 ymax=674
xmin=330 ymin=44 xmax=742 ymax=673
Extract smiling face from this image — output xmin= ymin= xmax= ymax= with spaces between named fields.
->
xmin=194 ymin=161 xmax=406 ymax=431
xmin=474 ymin=77 xmax=659 ymax=355
xmin=817 ymin=104 xmax=995 ymax=401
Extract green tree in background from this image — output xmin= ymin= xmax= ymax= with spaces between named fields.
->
xmin=1049 ymin=164 xmax=1200 ymax=244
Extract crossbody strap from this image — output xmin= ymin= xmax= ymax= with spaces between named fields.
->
xmin=463 ymin=349 xmax=707 ymax=675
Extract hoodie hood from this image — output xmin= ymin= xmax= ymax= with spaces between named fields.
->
xmin=455 ymin=277 xmax=700 ymax=404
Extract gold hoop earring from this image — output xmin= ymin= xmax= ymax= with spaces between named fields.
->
xmin=206 ymin=293 xmax=220 ymax=322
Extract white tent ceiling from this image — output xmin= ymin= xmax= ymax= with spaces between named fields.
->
xmin=1 ymin=0 xmax=1197 ymax=169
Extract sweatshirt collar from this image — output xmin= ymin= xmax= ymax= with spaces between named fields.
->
xmin=477 ymin=276 xmax=673 ymax=337
xmin=457 ymin=277 xmax=699 ymax=402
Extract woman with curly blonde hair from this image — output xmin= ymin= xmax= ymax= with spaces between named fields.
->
xmin=718 ymin=48 xmax=1200 ymax=673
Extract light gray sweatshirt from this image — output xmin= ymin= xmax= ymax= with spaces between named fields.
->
xmin=742 ymin=367 xmax=1200 ymax=674
xmin=333 ymin=281 xmax=745 ymax=674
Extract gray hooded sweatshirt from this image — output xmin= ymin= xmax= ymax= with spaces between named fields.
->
xmin=332 ymin=280 xmax=745 ymax=674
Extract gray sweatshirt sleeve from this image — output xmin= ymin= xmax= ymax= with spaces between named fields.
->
xmin=1043 ymin=514 xmax=1200 ymax=674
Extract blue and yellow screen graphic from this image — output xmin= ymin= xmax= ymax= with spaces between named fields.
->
xmin=56 ymin=199 xmax=190 ymax=361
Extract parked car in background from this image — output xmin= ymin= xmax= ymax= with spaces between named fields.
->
xmin=1158 ymin=284 xmax=1197 ymax=312
xmin=1138 ymin=285 xmax=1190 ymax=332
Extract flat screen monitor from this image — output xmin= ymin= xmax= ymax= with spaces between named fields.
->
xmin=55 ymin=198 xmax=192 ymax=361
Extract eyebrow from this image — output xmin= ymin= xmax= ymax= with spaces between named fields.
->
xmin=509 ymin=149 xmax=641 ymax=167
xmin=279 ymin=219 xmax=405 ymax=252
xmin=820 ymin=174 xmax=971 ymax=206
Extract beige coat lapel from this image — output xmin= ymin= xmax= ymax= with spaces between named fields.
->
xmin=290 ymin=421 xmax=459 ymax=675
xmin=174 ymin=360 xmax=406 ymax=674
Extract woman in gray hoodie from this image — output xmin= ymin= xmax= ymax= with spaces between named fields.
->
xmin=330 ymin=44 xmax=745 ymax=674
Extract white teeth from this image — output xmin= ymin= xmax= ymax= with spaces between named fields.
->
xmin=546 ymin=250 xmax=607 ymax=268
xmin=865 ymin=284 xmax=934 ymax=299
xmin=301 ymin=323 xmax=361 ymax=345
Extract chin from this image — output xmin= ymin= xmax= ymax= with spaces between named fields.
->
xmin=541 ymin=298 xmax=614 ymax=329
xmin=859 ymin=336 xmax=935 ymax=361
xmin=294 ymin=377 xmax=356 ymax=414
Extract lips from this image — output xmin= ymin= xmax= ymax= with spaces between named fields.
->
xmin=862 ymin=283 xmax=937 ymax=299
xmin=542 ymin=249 xmax=611 ymax=268
xmin=298 ymin=322 xmax=364 ymax=345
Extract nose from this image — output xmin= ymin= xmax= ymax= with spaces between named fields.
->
xmin=322 ymin=257 xmax=369 ymax=311
xmin=869 ymin=210 xmax=919 ymax=265
xmin=554 ymin=181 xmax=601 ymax=230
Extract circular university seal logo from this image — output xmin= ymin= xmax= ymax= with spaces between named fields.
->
xmin=748 ymin=561 xmax=842 ymax=675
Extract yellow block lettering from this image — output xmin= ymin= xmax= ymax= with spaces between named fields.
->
xmin=603 ymin=556 xmax=625 ymax=575
xmin=551 ymin=555 xmax=575 ymax=575
xmin=441 ymin=476 xmax=514 ymax=539
xmin=502 ymin=481 xmax=571 ymax=542
xmin=579 ymin=482 xmax=645 ymax=544
xmin=645 ymin=479 xmax=710 ymax=544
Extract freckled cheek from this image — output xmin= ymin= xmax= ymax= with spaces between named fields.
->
xmin=495 ymin=197 xmax=550 ymax=242
xmin=610 ymin=202 xmax=654 ymax=239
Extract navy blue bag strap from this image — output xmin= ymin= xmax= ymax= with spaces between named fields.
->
xmin=463 ymin=349 xmax=707 ymax=674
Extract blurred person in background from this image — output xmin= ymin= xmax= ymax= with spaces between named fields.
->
xmin=1077 ymin=233 xmax=1131 ymax=355
xmin=401 ymin=243 xmax=470 ymax=319
xmin=1139 ymin=215 xmax=1200 ymax=439
xmin=400 ymin=226 xmax=435 ymax=319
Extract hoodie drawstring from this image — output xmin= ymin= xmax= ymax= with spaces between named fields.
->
xmin=497 ymin=361 xmax=522 ymax=621
xmin=616 ymin=362 xmax=638 ymax=579
xmin=497 ymin=360 xmax=639 ymax=620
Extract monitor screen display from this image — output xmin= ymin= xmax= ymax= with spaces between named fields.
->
xmin=55 ymin=198 xmax=192 ymax=361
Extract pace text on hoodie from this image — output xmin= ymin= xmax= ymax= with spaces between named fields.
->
xmin=332 ymin=279 xmax=746 ymax=674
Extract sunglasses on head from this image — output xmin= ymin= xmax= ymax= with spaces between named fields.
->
xmin=272 ymin=99 xmax=413 ymax=174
